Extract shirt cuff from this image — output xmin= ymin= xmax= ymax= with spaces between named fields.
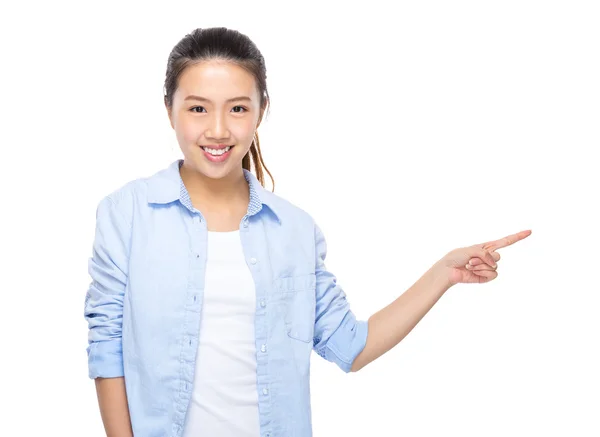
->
xmin=324 ymin=313 xmax=369 ymax=373
xmin=87 ymin=339 xmax=124 ymax=379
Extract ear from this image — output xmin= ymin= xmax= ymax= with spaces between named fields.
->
xmin=256 ymin=107 xmax=265 ymax=129
xmin=165 ymin=100 xmax=174 ymax=129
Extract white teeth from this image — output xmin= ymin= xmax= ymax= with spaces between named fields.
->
xmin=202 ymin=146 xmax=232 ymax=155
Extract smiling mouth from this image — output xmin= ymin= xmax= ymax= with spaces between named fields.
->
xmin=200 ymin=145 xmax=234 ymax=156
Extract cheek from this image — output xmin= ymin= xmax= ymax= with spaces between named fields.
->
xmin=176 ymin=120 xmax=200 ymax=145
xmin=230 ymin=121 xmax=257 ymax=143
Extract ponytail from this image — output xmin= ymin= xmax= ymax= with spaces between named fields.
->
xmin=242 ymin=131 xmax=275 ymax=192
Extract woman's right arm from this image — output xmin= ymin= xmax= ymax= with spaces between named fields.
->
xmin=84 ymin=195 xmax=133 ymax=436
xmin=95 ymin=377 xmax=133 ymax=437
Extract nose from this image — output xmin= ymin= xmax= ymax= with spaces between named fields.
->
xmin=206 ymin=112 xmax=230 ymax=141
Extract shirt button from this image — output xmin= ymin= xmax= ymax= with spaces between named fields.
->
xmin=243 ymin=220 xmax=249 ymax=228
xmin=250 ymin=257 xmax=257 ymax=265
xmin=261 ymin=344 xmax=267 ymax=353
xmin=260 ymin=300 xmax=266 ymax=307
xmin=262 ymin=388 xmax=268 ymax=395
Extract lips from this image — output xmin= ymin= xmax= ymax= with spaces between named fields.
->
xmin=200 ymin=144 xmax=232 ymax=150
xmin=201 ymin=145 xmax=234 ymax=162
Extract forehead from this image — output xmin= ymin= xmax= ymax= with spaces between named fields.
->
xmin=176 ymin=61 xmax=258 ymax=100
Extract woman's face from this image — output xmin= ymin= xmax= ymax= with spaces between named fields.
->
xmin=167 ymin=60 xmax=263 ymax=181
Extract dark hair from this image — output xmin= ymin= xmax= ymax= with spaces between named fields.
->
xmin=163 ymin=27 xmax=275 ymax=191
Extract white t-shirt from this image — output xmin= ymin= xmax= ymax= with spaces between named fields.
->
xmin=182 ymin=230 xmax=260 ymax=436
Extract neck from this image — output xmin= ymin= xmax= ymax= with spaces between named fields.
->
xmin=179 ymin=162 xmax=249 ymax=209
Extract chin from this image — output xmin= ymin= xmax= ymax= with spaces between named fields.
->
xmin=183 ymin=148 xmax=243 ymax=180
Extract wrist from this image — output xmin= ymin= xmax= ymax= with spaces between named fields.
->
xmin=428 ymin=260 xmax=454 ymax=291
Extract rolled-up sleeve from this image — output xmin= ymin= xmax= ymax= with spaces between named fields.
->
xmin=84 ymin=195 xmax=131 ymax=379
xmin=312 ymin=223 xmax=368 ymax=373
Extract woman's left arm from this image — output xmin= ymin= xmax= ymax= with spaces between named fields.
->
xmin=351 ymin=229 xmax=531 ymax=372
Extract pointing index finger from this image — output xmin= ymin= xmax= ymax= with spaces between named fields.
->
xmin=482 ymin=230 xmax=532 ymax=251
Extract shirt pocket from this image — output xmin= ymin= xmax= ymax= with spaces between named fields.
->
xmin=275 ymin=273 xmax=316 ymax=343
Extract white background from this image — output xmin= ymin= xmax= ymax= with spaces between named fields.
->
xmin=1 ymin=0 xmax=598 ymax=435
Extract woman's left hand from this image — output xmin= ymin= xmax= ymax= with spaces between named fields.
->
xmin=436 ymin=230 xmax=532 ymax=286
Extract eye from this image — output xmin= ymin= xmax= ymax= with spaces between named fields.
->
xmin=189 ymin=106 xmax=247 ymax=114
xmin=232 ymin=106 xmax=248 ymax=113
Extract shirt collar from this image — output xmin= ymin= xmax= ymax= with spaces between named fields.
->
xmin=146 ymin=159 xmax=281 ymax=224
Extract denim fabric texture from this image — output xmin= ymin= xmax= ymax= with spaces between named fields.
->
xmin=84 ymin=159 xmax=368 ymax=437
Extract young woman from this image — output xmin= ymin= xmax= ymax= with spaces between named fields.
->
xmin=84 ymin=27 xmax=531 ymax=437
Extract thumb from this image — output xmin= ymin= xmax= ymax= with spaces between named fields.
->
xmin=468 ymin=245 xmax=497 ymax=268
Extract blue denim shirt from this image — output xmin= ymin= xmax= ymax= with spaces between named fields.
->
xmin=84 ymin=159 xmax=369 ymax=437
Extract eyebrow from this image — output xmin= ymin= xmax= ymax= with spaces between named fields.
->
xmin=184 ymin=95 xmax=253 ymax=103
